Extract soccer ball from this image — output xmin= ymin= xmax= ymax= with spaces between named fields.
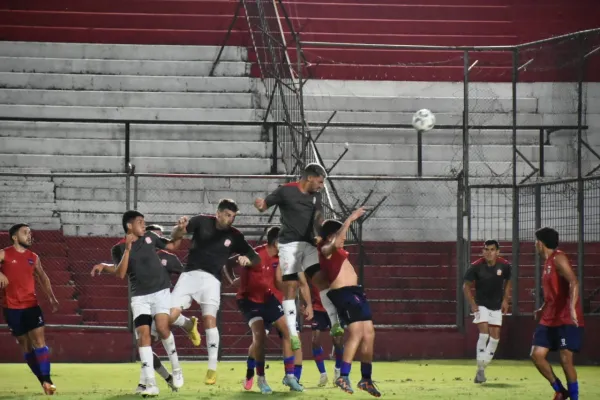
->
xmin=412 ymin=109 xmax=436 ymax=131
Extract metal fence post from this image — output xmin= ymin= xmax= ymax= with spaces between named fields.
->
xmin=456 ymin=174 xmax=465 ymax=331
xmin=576 ymin=34 xmax=586 ymax=308
xmin=534 ymin=185 xmax=542 ymax=310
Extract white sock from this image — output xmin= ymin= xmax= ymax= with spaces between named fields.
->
xmin=476 ymin=333 xmax=489 ymax=369
xmin=484 ymin=338 xmax=500 ymax=367
xmin=153 ymin=352 xmax=171 ymax=380
xmin=206 ymin=327 xmax=220 ymax=371
xmin=173 ymin=314 xmax=192 ymax=330
xmin=139 ymin=346 xmax=156 ymax=384
xmin=161 ymin=332 xmax=180 ymax=370
xmin=282 ymin=299 xmax=298 ymax=336
xmin=139 ymin=362 xmax=145 ymax=385
xmin=319 ymin=289 xmax=340 ymax=326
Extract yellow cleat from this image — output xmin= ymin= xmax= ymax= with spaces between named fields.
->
xmin=205 ymin=369 xmax=217 ymax=385
xmin=42 ymin=382 xmax=56 ymax=396
xmin=187 ymin=316 xmax=201 ymax=347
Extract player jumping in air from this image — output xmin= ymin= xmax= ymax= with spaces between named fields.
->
xmin=463 ymin=239 xmax=511 ymax=383
xmin=169 ymin=199 xmax=261 ymax=385
xmin=531 ymin=227 xmax=584 ymax=400
xmin=235 ymin=226 xmax=304 ymax=393
xmin=111 ymin=211 xmax=187 ymax=396
xmin=318 ymin=208 xmax=381 ymax=398
xmin=254 ymin=164 xmax=344 ymax=355
xmin=91 ymin=224 xmax=194 ymax=393
xmin=0 ymin=223 xmax=59 ymax=395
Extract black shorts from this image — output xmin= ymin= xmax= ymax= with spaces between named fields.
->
xmin=3 ymin=306 xmax=45 ymax=337
xmin=305 ymin=264 xmax=321 ymax=279
xmin=327 ymin=285 xmax=372 ymax=326
xmin=532 ymin=324 xmax=584 ymax=353
xmin=237 ymin=295 xmax=284 ymax=327
xmin=311 ymin=310 xmax=331 ymax=331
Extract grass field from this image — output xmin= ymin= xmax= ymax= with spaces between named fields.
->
xmin=0 ymin=360 xmax=599 ymax=399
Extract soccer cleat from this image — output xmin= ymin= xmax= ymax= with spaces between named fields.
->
xmin=172 ymin=368 xmax=184 ymax=389
xmin=474 ymin=368 xmax=487 ymax=384
xmin=319 ymin=372 xmax=328 ymax=387
xmin=335 ymin=376 xmax=354 ymax=394
xmin=186 ymin=316 xmax=201 ymax=347
xmin=166 ymin=376 xmax=178 ymax=392
xmin=243 ymin=376 xmax=254 ymax=391
xmin=205 ymin=369 xmax=217 ymax=385
xmin=257 ymin=376 xmax=273 ymax=395
xmin=283 ymin=375 xmax=304 ymax=392
xmin=140 ymin=384 xmax=159 ymax=397
xmin=358 ymin=378 xmax=382 ymax=398
xmin=330 ymin=323 xmax=345 ymax=337
xmin=135 ymin=384 xmax=146 ymax=394
xmin=42 ymin=382 xmax=56 ymax=396
xmin=290 ymin=335 xmax=301 ymax=351
xmin=553 ymin=390 xmax=570 ymax=400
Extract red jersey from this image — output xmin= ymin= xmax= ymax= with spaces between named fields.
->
xmin=0 ymin=246 xmax=39 ymax=309
xmin=310 ymin=283 xmax=326 ymax=312
xmin=540 ymin=250 xmax=584 ymax=327
xmin=236 ymin=244 xmax=279 ymax=304
xmin=317 ymin=243 xmax=349 ymax=284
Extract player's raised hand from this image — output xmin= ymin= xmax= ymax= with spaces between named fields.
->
xmin=0 ymin=272 xmax=8 ymax=288
xmin=91 ymin=264 xmax=105 ymax=276
xmin=348 ymin=207 xmax=366 ymax=222
xmin=254 ymin=198 xmax=266 ymax=212
xmin=177 ymin=216 xmax=189 ymax=229
xmin=125 ymin=233 xmax=136 ymax=251
xmin=238 ymin=256 xmax=252 ymax=267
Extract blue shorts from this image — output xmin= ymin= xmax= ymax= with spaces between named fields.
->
xmin=327 ymin=285 xmax=372 ymax=326
xmin=237 ymin=295 xmax=284 ymax=327
xmin=3 ymin=306 xmax=45 ymax=337
xmin=532 ymin=324 xmax=584 ymax=353
xmin=311 ymin=310 xmax=331 ymax=331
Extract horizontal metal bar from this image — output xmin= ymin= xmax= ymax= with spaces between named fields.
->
xmin=0 ymin=323 xmax=128 ymax=331
xmin=0 ymin=172 xmax=129 ymax=178
xmin=327 ymin=175 xmax=459 ymax=181
xmin=469 ymin=184 xmax=513 ymax=189
xmin=518 ymin=175 xmax=600 ymax=188
xmin=134 ymin=173 xmax=294 ymax=179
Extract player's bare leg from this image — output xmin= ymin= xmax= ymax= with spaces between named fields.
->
xmin=332 ymin=335 xmax=344 ymax=381
xmin=474 ymin=321 xmax=490 ymax=383
xmin=312 ymin=271 xmax=344 ymax=337
xmin=559 ymin=349 xmax=579 ymax=400
xmin=312 ymin=330 xmax=328 ymax=386
xmin=531 ymin=346 xmax=569 ymax=399
xmin=169 ymin=307 xmax=201 ymax=346
xmin=336 ymin=322 xmax=363 ymax=394
xmin=247 ymin=319 xmax=272 ymax=394
xmin=244 ymin=341 xmax=257 ymax=390
xmin=155 ymin=313 xmax=183 ymax=389
xmin=202 ymin=312 xmax=220 ymax=384
xmin=28 ymin=327 xmax=55 ymax=395
xmin=273 ymin=316 xmax=303 ymax=391
xmin=282 ymin=278 xmax=302 ymax=350
xmin=356 ymin=321 xmax=380 ymax=397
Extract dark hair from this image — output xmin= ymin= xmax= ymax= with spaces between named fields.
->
xmin=146 ymin=224 xmax=164 ymax=233
xmin=122 ymin=210 xmax=144 ymax=233
xmin=9 ymin=223 xmax=29 ymax=242
xmin=302 ymin=163 xmax=327 ymax=179
xmin=266 ymin=226 xmax=280 ymax=245
xmin=218 ymin=198 xmax=239 ymax=213
xmin=320 ymin=219 xmax=342 ymax=239
xmin=484 ymin=239 xmax=500 ymax=250
xmin=535 ymin=227 xmax=559 ymax=250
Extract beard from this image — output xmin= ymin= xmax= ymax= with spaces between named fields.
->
xmin=18 ymin=239 xmax=31 ymax=249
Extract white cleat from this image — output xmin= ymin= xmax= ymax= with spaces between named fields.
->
xmin=172 ymin=368 xmax=184 ymax=389
xmin=319 ymin=372 xmax=328 ymax=386
xmin=135 ymin=384 xmax=146 ymax=394
xmin=141 ymin=383 xmax=159 ymax=397
xmin=334 ymin=368 xmax=341 ymax=381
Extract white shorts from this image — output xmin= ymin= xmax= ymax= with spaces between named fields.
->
xmin=130 ymin=288 xmax=171 ymax=320
xmin=170 ymin=269 xmax=221 ymax=317
xmin=278 ymin=241 xmax=319 ymax=276
xmin=473 ymin=306 xmax=503 ymax=327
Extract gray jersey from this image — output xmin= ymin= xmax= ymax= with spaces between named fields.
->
xmin=265 ymin=182 xmax=323 ymax=244
xmin=111 ymin=232 xmax=171 ymax=296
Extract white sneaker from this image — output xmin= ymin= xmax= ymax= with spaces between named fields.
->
xmin=135 ymin=384 xmax=146 ymax=394
xmin=334 ymin=368 xmax=341 ymax=380
xmin=172 ymin=368 xmax=184 ymax=389
xmin=318 ymin=372 xmax=328 ymax=387
xmin=141 ymin=383 xmax=159 ymax=397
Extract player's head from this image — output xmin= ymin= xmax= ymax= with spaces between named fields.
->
xmin=482 ymin=239 xmax=500 ymax=263
xmin=145 ymin=224 xmax=164 ymax=235
xmin=266 ymin=226 xmax=280 ymax=251
xmin=535 ymin=227 xmax=559 ymax=253
xmin=9 ymin=223 xmax=32 ymax=248
xmin=301 ymin=163 xmax=327 ymax=193
xmin=320 ymin=219 xmax=343 ymax=241
xmin=122 ymin=210 xmax=145 ymax=236
xmin=216 ymin=198 xmax=238 ymax=229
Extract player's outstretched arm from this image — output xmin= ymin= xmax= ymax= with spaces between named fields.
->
xmin=168 ymin=216 xmax=189 ymax=248
xmin=255 ymin=186 xmax=284 ymax=212
xmin=91 ymin=263 xmax=117 ymax=276
xmin=34 ymin=258 xmax=59 ymax=312
xmin=321 ymin=207 xmax=366 ymax=257
xmin=115 ymin=234 xmax=135 ymax=279
xmin=555 ymin=253 xmax=580 ymax=326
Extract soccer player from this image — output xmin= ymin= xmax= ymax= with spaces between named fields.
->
xmin=317 ymin=207 xmax=381 ymax=397
xmin=254 ymin=163 xmax=344 ymax=352
xmin=169 ymin=198 xmax=261 ymax=385
xmin=112 ymin=211 xmax=187 ymax=396
xmin=0 ymin=223 xmax=59 ymax=395
xmin=91 ymin=224 xmax=195 ymax=393
xmin=462 ymin=239 xmax=511 ymax=383
xmin=236 ymin=226 xmax=304 ymax=393
xmin=531 ymin=227 xmax=584 ymax=400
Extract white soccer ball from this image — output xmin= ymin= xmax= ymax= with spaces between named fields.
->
xmin=412 ymin=109 xmax=436 ymax=131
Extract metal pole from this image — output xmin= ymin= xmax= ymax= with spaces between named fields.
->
xmin=576 ymin=34 xmax=585 ymax=308
xmin=539 ymin=128 xmax=545 ymax=177
xmin=463 ymin=51 xmax=471 ymax=289
xmin=133 ymin=175 xmax=139 ymax=210
xmin=511 ymin=49 xmax=520 ymax=316
xmin=209 ymin=0 xmax=243 ymax=77
xmin=125 ymin=122 xmax=130 ymax=173
xmin=358 ymin=220 xmax=365 ymax=286
xmin=534 ymin=185 xmax=542 ymax=310
xmin=456 ymin=174 xmax=465 ymax=332
xmin=417 ymin=129 xmax=423 ymax=177
xmin=271 ymin=124 xmax=278 ymax=174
